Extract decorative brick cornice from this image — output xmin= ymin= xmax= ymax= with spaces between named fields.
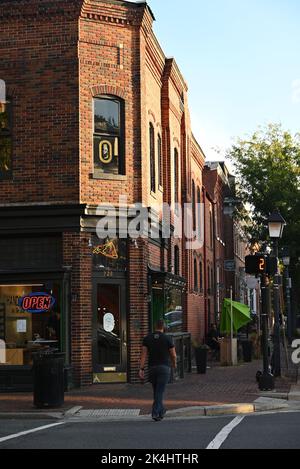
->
xmin=80 ymin=0 xmax=147 ymax=27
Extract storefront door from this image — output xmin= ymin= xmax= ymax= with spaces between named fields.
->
xmin=92 ymin=279 xmax=127 ymax=383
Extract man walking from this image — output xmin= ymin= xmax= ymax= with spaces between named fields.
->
xmin=139 ymin=320 xmax=177 ymax=422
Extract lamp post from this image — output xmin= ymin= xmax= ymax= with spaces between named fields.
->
xmin=259 ymin=272 xmax=274 ymax=390
xmin=268 ymin=210 xmax=286 ymax=378
xmin=282 ymin=247 xmax=292 ymax=344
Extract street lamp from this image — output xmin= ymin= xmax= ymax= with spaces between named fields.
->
xmin=268 ymin=210 xmax=286 ymax=239
xmin=282 ymin=247 xmax=293 ymax=344
xmin=268 ymin=210 xmax=286 ymax=377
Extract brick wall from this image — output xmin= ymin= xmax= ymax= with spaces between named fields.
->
xmin=63 ymin=231 xmax=93 ymax=387
xmin=0 ymin=0 xmax=231 ymax=384
xmin=0 ymin=0 xmax=81 ymax=204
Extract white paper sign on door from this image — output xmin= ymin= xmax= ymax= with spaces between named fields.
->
xmin=103 ymin=313 xmax=115 ymax=333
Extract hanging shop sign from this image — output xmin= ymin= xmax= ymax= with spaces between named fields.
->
xmin=18 ymin=292 xmax=55 ymax=314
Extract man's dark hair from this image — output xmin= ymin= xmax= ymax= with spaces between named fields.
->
xmin=155 ymin=319 xmax=165 ymax=331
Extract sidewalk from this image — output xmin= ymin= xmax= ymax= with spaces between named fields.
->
xmin=0 ymin=360 xmax=292 ymax=416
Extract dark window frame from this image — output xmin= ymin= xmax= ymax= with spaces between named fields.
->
xmin=174 ymin=148 xmax=179 ymax=205
xmin=157 ymin=134 xmax=163 ymax=190
xmin=192 ymin=180 xmax=196 ymax=232
xmin=199 ymin=260 xmax=203 ymax=292
xmin=174 ymin=245 xmax=180 ymax=276
xmin=194 ymin=258 xmax=198 ymax=292
xmin=197 ymin=187 xmax=201 ymax=238
xmin=93 ymin=95 xmax=125 ymax=177
xmin=209 ymin=210 xmax=213 ymax=249
xmin=149 ymin=123 xmax=156 ymax=193
xmin=149 ymin=122 xmax=156 ymax=194
xmin=0 ymin=99 xmax=13 ymax=180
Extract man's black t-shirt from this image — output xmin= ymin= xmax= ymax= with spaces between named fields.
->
xmin=143 ymin=332 xmax=175 ymax=367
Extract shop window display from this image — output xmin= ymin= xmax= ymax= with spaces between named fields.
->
xmin=0 ymin=283 xmax=61 ymax=366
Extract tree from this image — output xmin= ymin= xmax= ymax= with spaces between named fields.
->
xmin=227 ymin=124 xmax=300 ymax=259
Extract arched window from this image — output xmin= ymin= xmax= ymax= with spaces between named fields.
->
xmin=199 ymin=260 xmax=203 ymax=291
xmin=194 ymin=258 xmax=198 ymax=292
xmin=174 ymin=245 xmax=180 ymax=276
xmin=93 ymin=96 xmax=125 ymax=176
xmin=209 ymin=210 xmax=213 ymax=248
xmin=158 ymin=134 xmax=163 ymax=189
xmin=197 ymin=187 xmax=201 ymax=239
xmin=192 ymin=180 xmax=196 ymax=232
xmin=149 ymin=123 xmax=156 ymax=192
xmin=174 ymin=148 xmax=179 ymax=205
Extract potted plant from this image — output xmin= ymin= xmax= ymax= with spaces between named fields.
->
xmin=192 ymin=339 xmax=209 ymax=374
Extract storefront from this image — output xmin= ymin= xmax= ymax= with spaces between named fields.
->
xmin=0 ymin=232 xmax=71 ymax=391
xmin=92 ymin=236 xmax=128 ymax=384
xmin=150 ymin=269 xmax=186 ymax=333
xmin=150 ymin=269 xmax=191 ymax=379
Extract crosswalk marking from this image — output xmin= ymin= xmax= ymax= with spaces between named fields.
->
xmin=206 ymin=416 xmax=245 ymax=449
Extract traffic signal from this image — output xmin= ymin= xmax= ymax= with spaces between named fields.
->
xmin=245 ymin=255 xmax=267 ymax=275
xmin=245 ymin=255 xmax=278 ymax=276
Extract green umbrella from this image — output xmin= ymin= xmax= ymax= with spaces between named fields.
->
xmin=220 ymin=299 xmax=251 ymax=334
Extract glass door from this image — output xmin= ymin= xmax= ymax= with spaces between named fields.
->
xmin=93 ymin=279 xmax=127 ymax=382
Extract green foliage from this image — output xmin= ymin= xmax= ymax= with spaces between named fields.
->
xmin=227 ymin=124 xmax=300 ymax=257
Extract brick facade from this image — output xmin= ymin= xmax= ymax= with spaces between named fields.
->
xmin=0 ymin=0 xmax=249 ymax=387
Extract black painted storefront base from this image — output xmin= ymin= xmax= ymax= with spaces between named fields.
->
xmin=0 ymin=366 xmax=73 ymax=393
xmin=0 ymin=366 xmax=33 ymax=393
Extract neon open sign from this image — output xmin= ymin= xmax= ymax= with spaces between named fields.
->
xmin=18 ymin=292 xmax=55 ymax=314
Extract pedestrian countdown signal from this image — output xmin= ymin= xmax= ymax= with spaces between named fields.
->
xmin=245 ymin=255 xmax=278 ymax=276
xmin=245 ymin=255 xmax=267 ymax=275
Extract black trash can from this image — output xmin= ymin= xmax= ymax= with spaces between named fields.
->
xmin=33 ymin=351 xmax=65 ymax=408
xmin=194 ymin=347 xmax=208 ymax=374
xmin=241 ymin=340 xmax=253 ymax=363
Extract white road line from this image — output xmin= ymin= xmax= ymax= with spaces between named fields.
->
xmin=0 ymin=422 xmax=65 ymax=444
xmin=206 ymin=416 xmax=245 ymax=450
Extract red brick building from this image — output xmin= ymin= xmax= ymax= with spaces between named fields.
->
xmin=0 ymin=0 xmax=250 ymax=390
xmin=204 ymin=162 xmax=251 ymax=323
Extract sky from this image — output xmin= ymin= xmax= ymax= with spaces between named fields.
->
xmin=130 ymin=0 xmax=300 ymax=163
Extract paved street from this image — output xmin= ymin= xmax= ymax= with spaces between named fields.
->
xmin=1 ymin=411 xmax=300 ymax=450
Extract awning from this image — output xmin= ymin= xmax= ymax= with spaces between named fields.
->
xmin=220 ymin=299 xmax=251 ymax=334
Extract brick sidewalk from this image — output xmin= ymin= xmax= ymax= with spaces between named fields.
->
xmin=0 ymin=361 xmax=291 ymax=415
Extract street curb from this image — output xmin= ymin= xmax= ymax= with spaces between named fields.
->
xmin=205 ymin=404 xmax=254 ymax=416
xmin=154 ymin=400 xmax=289 ymax=419
xmin=63 ymin=406 xmax=83 ymax=417
xmin=0 ymin=412 xmax=64 ymax=420
xmin=0 ymin=399 xmax=291 ymax=421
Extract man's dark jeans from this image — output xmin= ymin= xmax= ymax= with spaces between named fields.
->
xmin=149 ymin=365 xmax=171 ymax=418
